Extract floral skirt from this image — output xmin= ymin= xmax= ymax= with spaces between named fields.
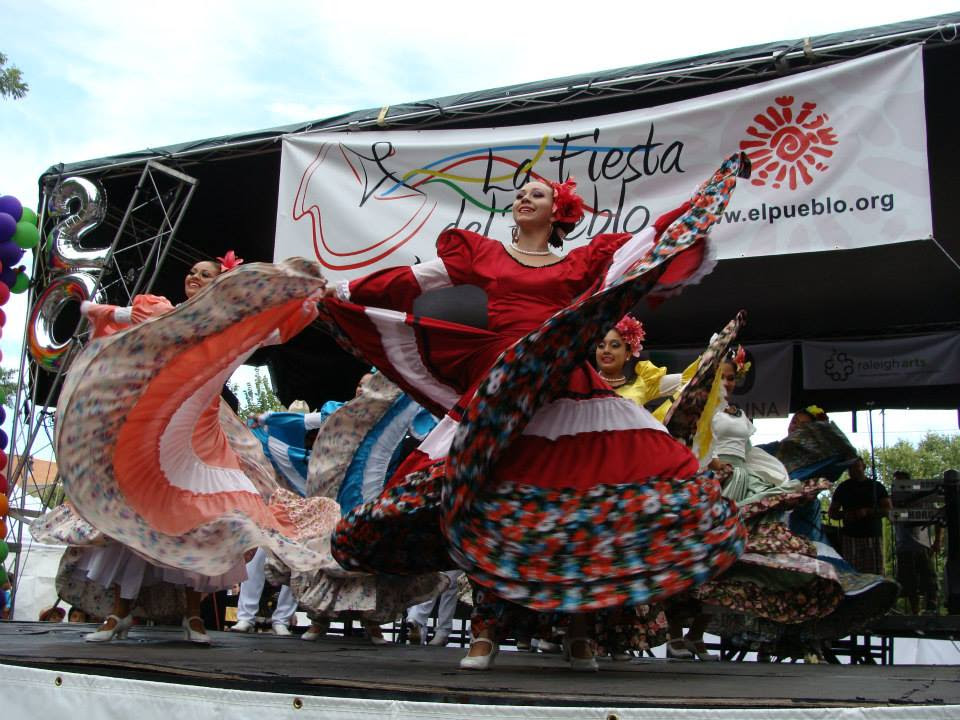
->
xmin=331 ymin=154 xmax=752 ymax=614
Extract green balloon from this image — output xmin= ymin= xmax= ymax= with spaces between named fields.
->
xmin=10 ymin=272 xmax=28 ymax=294
xmin=19 ymin=207 xmax=38 ymax=228
xmin=0 ymin=541 xmax=7 ymax=563
xmin=12 ymin=220 xmax=39 ymax=250
xmin=0 ymin=565 xmax=7 ymax=585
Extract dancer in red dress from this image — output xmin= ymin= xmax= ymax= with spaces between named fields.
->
xmin=320 ymin=154 xmax=752 ymax=670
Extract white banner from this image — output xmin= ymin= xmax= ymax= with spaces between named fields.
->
xmin=802 ymin=333 xmax=960 ymax=390
xmin=276 ymin=46 xmax=929 ymax=282
xmin=649 ymin=342 xmax=793 ymax=419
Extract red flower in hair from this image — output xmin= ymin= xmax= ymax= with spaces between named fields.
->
xmin=549 ymin=177 xmax=585 ymax=225
xmin=216 ymin=250 xmax=244 ymax=272
xmin=614 ymin=314 xmax=645 ymax=356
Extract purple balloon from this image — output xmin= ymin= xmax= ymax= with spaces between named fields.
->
xmin=0 ymin=407 xmax=5 ymax=425
xmin=0 ymin=241 xmax=23 ymax=271
xmin=0 ymin=266 xmax=16 ymax=288
xmin=0 ymin=196 xmax=22 ymax=222
xmin=0 ymin=213 xmax=15 ymax=244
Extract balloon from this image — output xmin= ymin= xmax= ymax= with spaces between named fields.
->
xmin=12 ymin=220 xmax=39 ymax=250
xmin=0 ymin=266 xmax=16 ymax=288
xmin=0 ymin=240 xmax=24 ymax=270
xmin=0 ymin=429 xmax=7 ymax=451
xmin=0 ymin=307 xmax=5 ymax=326
xmin=0 ymin=196 xmax=22 ymax=222
xmin=0 ymin=473 xmax=6 ymax=495
xmin=11 ymin=271 xmax=29 ymax=294
xmin=0 ymin=518 xmax=6 ymax=537
xmin=20 ymin=206 xmax=38 ymax=228
xmin=0 ymin=448 xmax=6 ymax=470
xmin=28 ymin=271 xmax=99 ymax=371
xmin=0 ymin=214 xmax=15 ymax=244
xmin=0 ymin=565 xmax=7 ymax=586
xmin=0 ymin=541 xmax=7 ymax=563
xmin=0 ymin=493 xmax=7 ymax=516
xmin=47 ymin=177 xmax=108 ymax=270
xmin=0 ymin=407 xmax=5 ymax=425
xmin=0 ymin=283 xmax=9 ymax=306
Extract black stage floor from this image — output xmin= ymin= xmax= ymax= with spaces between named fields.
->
xmin=1 ymin=621 xmax=958 ymax=709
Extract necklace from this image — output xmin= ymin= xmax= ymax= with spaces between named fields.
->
xmin=510 ymin=241 xmax=552 ymax=256
xmin=601 ymin=374 xmax=626 ymax=385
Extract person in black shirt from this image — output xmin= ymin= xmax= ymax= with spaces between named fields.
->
xmin=828 ymin=458 xmax=892 ymax=575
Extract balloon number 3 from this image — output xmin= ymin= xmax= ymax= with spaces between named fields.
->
xmin=28 ymin=177 xmax=109 ymax=371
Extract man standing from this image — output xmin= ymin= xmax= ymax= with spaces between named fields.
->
xmin=829 ymin=458 xmax=892 ymax=575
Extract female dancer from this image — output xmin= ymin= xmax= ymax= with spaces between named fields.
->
xmin=321 ymin=155 xmax=751 ymax=670
xmin=33 ymin=255 xmax=339 ymax=644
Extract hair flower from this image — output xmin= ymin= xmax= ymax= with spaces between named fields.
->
xmin=549 ymin=177 xmax=586 ymax=225
xmin=614 ymin=314 xmax=645 ymax=356
xmin=217 ymin=250 xmax=244 ymax=272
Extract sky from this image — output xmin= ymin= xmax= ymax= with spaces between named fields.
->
xmin=0 ymin=0 xmax=958 ymax=457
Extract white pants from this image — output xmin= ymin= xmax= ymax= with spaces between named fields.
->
xmin=236 ymin=548 xmax=297 ymax=624
xmin=407 ymin=570 xmax=462 ymax=632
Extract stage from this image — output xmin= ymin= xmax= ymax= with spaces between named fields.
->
xmin=1 ymin=622 xmax=958 ymax=718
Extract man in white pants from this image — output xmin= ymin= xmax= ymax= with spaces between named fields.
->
xmin=230 ymin=548 xmax=297 ymax=635
xmin=406 ymin=570 xmax=463 ymax=646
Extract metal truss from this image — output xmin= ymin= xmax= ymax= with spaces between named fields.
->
xmin=5 ymin=161 xmax=198 ymax=615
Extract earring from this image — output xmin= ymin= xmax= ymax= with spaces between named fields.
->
xmin=511 ymin=226 xmax=519 ymax=242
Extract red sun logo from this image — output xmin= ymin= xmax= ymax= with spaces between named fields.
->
xmin=739 ymin=96 xmax=838 ymax=191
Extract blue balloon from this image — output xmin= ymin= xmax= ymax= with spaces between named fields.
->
xmin=0 ymin=429 xmax=7 ymax=451
xmin=0 ymin=266 xmax=15 ymax=289
xmin=0 ymin=213 xmax=15 ymax=244
xmin=0 ymin=407 xmax=5 ymax=425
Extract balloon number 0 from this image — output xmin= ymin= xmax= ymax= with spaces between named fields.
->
xmin=28 ymin=177 xmax=109 ymax=371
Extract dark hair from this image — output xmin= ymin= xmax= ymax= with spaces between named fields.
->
xmin=548 ymin=220 xmax=576 ymax=249
xmin=893 ymin=469 xmax=911 ymax=479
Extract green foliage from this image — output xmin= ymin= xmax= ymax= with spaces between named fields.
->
xmin=0 ymin=367 xmax=18 ymax=407
xmin=860 ymin=434 xmax=960 ymax=484
xmin=0 ymin=52 xmax=28 ymax=100
xmin=230 ymin=367 xmax=283 ymax=421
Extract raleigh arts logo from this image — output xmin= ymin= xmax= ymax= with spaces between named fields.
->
xmin=824 ymin=350 xmax=855 ymax=382
xmin=739 ymin=96 xmax=838 ymax=191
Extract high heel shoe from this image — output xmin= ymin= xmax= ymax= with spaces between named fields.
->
xmin=84 ymin=614 xmax=133 ymax=643
xmin=182 ymin=616 xmax=211 ymax=645
xmin=562 ymin=636 xmax=599 ymax=672
xmin=684 ymin=639 xmax=719 ymax=661
xmin=459 ymin=638 xmax=498 ymax=670
xmin=666 ymin=638 xmax=694 ymax=660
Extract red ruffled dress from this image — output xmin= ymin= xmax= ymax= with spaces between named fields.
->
xmin=326 ymin=154 xmax=750 ymax=613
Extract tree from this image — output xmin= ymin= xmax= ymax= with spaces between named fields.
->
xmin=0 ymin=53 xmax=28 ymax=100
xmin=0 ymin=367 xmax=18 ymax=407
xmin=861 ymin=434 xmax=960 ymax=484
xmin=230 ymin=367 xmax=284 ymax=422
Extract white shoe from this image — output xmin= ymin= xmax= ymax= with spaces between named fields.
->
xmin=363 ymin=622 xmax=388 ymax=645
xmin=428 ymin=630 xmax=450 ymax=646
xmin=182 ymin=616 xmax=211 ymax=645
xmin=229 ymin=619 xmax=255 ymax=633
xmin=459 ymin=638 xmax=498 ymax=670
xmin=272 ymin=622 xmax=292 ymax=636
xmin=301 ymin=622 xmax=328 ymax=641
xmin=84 ymin=614 xmax=133 ymax=643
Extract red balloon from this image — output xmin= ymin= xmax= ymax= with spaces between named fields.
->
xmin=0 ymin=473 xmax=6 ymax=495
xmin=0 ymin=451 xmax=6 ymax=471
xmin=0 ymin=307 xmax=6 ymax=326
xmin=0 ymin=283 xmax=8 ymax=306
